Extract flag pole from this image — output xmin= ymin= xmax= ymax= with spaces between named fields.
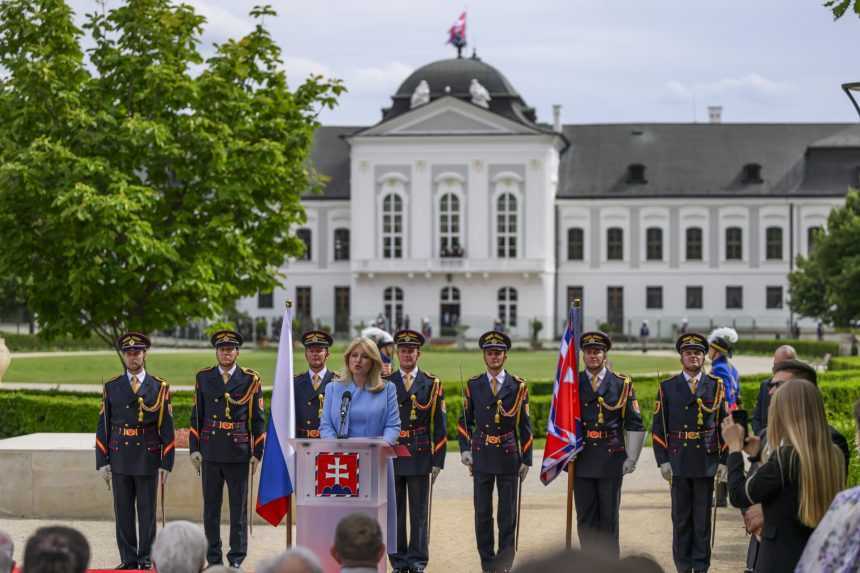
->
xmin=285 ymin=298 xmax=294 ymax=549
xmin=565 ymin=298 xmax=581 ymax=549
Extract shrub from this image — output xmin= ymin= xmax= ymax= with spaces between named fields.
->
xmin=734 ymin=338 xmax=839 ymax=357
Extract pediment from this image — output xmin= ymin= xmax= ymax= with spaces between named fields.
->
xmin=354 ymin=96 xmax=539 ymax=137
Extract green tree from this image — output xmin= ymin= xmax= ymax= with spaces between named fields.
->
xmin=825 ymin=0 xmax=860 ymax=19
xmin=0 ymin=0 xmax=344 ymax=351
xmin=789 ymin=189 xmax=860 ymax=326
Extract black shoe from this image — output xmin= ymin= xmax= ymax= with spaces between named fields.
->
xmin=138 ymin=561 xmax=152 ymax=570
xmin=114 ymin=563 xmax=137 ymax=570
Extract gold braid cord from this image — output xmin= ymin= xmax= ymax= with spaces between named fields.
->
xmin=596 ymin=374 xmax=631 ymax=425
xmin=495 ymin=380 xmax=528 ymax=425
xmin=696 ymin=378 xmax=725 ymax=427
xmin=410 ymin=377 xmax=442 ymax=422
xmin=137 ymin=381 xmax=169 ymax=426
xmin=224 ymin=371 xmax=261 ymax=421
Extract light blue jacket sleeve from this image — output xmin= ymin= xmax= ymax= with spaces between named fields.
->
xmin=319 ymin=382 xmax=337 ymax=439
xmin=382 ymin=382 xmax=401 ymax=445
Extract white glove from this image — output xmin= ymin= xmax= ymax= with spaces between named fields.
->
xmin=158 ymin=468 xmax=169 ymax=485
xmin=716 ymin=463 xmax=728 ymax=483
xmin=190 ymin=451 xmax=202 ymax=474
xmin=431 ymin=466 xmax=441 ymax=484
xmin=622 ymin=458 xmax=636 ymax=474
xmin=518 ymin=464 xmax=529 ymax=482
xmin=460 ymin=451 xmax=473 ymax=467
xmin=99 ymin=464 xmax=112 ymax=488
xmin=660 ymin=462 xmax=673 ymax=483
xmin=251 ymin=457 xmax=260 ymax=475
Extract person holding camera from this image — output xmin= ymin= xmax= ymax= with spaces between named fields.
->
xmin=721 ymin=379 xmax=844 ymax=573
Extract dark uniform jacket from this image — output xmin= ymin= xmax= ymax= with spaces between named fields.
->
xmin=652 ymin=372 xmax=728 ymax=478
xmin=294 ymin=369 xmax=336 ymax=438
xmin=389 ymin=369 xmax=447 ymax=475
xmin=457 ymin=372 xmax=533 ymax=475
xmin=190 ymin=366 xmax=265 ymax=463
xmin=577 ymin=369 xmax=645 ymax=478
xmin=96 ymin=372 xmax=175 ymax=475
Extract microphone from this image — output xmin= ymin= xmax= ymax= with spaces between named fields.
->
xmin=337 ymin=390 xmax=352 ymax=439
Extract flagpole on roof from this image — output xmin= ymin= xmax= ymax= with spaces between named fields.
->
xmin=565 ymin=298 xmax=581 ymax=548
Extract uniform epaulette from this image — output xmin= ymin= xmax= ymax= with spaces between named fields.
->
xmin=706 ymin=372 xmax=721 ymax=381
xmin=423 ymin=370 xmax=438 ymax=380
xmin=512 ymin=374 xmax=527 ymax=385
xmin=152 ymin=375 xmax=169 ymax=387
xmin=612 ymin=370 xmax=631 ymax=382
xmin=197 ymin=366 xmax=216 ymax=374
xmin=331 ymin=372 xmax=342 ymax=380
xmin=106 ymin=374 xmax=124 ymax=386
xmin=241 ymin=366 xmax=260 ymax=377
xmin=469 ymin=373 xmax=483 ymax=382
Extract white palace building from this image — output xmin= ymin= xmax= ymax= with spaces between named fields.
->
xmin=237 ymin=54 xmax=860 ymax=340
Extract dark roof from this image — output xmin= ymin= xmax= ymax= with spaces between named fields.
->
xmin=303 ymin=126 xmax=361 ymax=200
xmin=557 ymin=123 xmax=858 ymax=199
xmin=809 ymin=125 xmax=860 ymax=148
xmin=381 ymin=55 xmax=538 ymax=126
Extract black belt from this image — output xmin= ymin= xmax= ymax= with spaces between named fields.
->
xmin=112 ymin=424 xmax=155 ymax=436
xmin=298 ymin=428 xmax=320 ymax=438
xmin=476 ymin=430 xmax=514 ymax=446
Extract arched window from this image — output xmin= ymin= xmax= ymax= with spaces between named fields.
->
xmin=685 ymin=227 xmax=703 ymax=261
xmin=646 ymin=227 xmax=663 ymax=261
xmin=567 ymin=227 xmax=584 ymax=261
xmin=497 ymin=287 xmax=518 ymax=329
xmin=333 ymin=228 xmax=350 ymax=261
xmin=382 ymin=193 xmax=403 ymax=259
xmin=725 ymin=227 xmax=743 ymax=260
xmin=439 ymin=193 xmax=462 ymax=256
xmin=765 ymin=226 xmax=783 ymax=260
xmin=383 ymin=286 xmax=404 ymax=331
xmin=607 ymin=227 xmax=624 ymax=261
xmin=807 ymin=226 xmax=822 ymax=252
xmin=441 ymin=286 xmax=460 ymax=303
xmin=496 ymin=193 xmax=518 ymax=258
xmin=440 ymin=286 xmax=461 ymax=336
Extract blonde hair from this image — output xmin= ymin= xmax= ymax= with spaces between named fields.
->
xmin=766 ymin=379 xmax=845 ymax=527
xmin=340 ymin=337 xmax=385 ymax=393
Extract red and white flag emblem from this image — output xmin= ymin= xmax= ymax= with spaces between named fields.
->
xmin=315 ymin=452 xmax=360 ymax=497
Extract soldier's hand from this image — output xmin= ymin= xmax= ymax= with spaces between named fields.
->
xmin=716 ymin=463 xmax=728 ymax=483
xmin=460 ymin=451 xmax=473 ymax=467
xmin=518 ymin=464 xmax=529 ymax=482
xmin=251 ymin=456 xmax=260 ymax=475
xmin=158 ymin=468 xmax=169 ymax=485
xmin=659 ymin=462 xmax=673 ymax=483
xmin=622 ymin=458 xmax=636 ymax=474
xmin=431 ymin=466 xmax=441 ymax=484
xmin=99 ymin=464 xmax=112 ymax=488
xmin=190 ymin=451 xmax=203 ymax=475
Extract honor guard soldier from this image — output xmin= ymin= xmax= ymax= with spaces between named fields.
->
xmin=575 ymin=331 xmax=646 ymax=558
xmin=189 ymin=330 xmax=265 ymax=568
xmin=707 ymin=327 xmax=740 ymax=508
xmin=458 ymin=331 xmax=532 ymax=573
xmin=95 ymin=332 xmax=175 ymax=570
xmin=652 ymin=333 xmax=728 ymax=573
xmin=294 ymin=330 xmax=337 ymax=438
xmin=388 ymin=329 xmax=447 ymax=573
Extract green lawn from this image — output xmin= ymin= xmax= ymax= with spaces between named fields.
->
xmin=3 ymin=348 xmax=682 ymax=386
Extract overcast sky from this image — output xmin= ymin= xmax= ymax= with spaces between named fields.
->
xmin=68 ymin=0 xmax=860 ymax=126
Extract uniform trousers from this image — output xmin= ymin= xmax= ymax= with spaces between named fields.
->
xmin=202 ymin=461 xmax=249 ymax=566
xmin=473 ymin=471 xmax=518 ymax=572
xmin=390 ymin=474 xmax=431 ymax=571
xmin=573 ymin=476 xmax=623 ymax=558
xmin=671 ymin=477 xmax=714 ymax=573
xmin=111 ymin=472 xmax=157 ymax=566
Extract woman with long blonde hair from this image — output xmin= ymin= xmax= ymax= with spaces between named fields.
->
xmin=721 ymin=379 xmax=844 ymax=573
xmin=319 ymin=337 xmax=401 ymax=553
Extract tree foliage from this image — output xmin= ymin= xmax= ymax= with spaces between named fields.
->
xmin=789 ymin=189 xmax=860 ymax=326
xmin=0 ymin=0 xmax=344 ymax=348
xmin=825 ymin=0 xmax=860 ymax=19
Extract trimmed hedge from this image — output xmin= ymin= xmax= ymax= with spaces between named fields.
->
xmin=2 ymin=373 xmax=857 ymax=485
xmin=1 ymin=333 xmax=107 ymax=352
xmin=734 ymin=338 xmax=839 ymax=357
xmin=829 ymin=356 xmax=860 ymax=371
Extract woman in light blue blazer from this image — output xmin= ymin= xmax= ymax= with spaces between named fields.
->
xmin=320 ymin=336 xmax=401 ymax=551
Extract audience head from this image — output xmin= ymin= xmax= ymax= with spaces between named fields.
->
xmin=512 ymin=548 xmax=664 ymax=573
xmin=151 ymin=521 xmax=206 ymax=573
xmin=767 ymin=379 xmax=845 ymax=527
xmin=770 ymin=358 xmax=817 ymax=394
xmin=0 ymin=531 xmax=14 ymax=573
xmin=257 ymin=548 xmax=322 ymax=573
xmin=22 ymin=527 xmax=89 ymax=573
xmin=772 ymin=344 xmax=797 ymax=365
xmin=331 ymin=513 xmax=385 ymax=568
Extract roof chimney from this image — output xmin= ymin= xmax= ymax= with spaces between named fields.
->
xmin=708 ymin=106 xmax=723 ymax=124
xmin=552 ymin=104 xmax=562 ymax=132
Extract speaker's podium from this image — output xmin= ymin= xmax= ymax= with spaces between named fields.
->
xmin=289 ymin=437 xmax=399 ymax=573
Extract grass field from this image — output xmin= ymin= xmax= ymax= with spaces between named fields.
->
xmin=3 ymin=348 xmax=683 ymax=386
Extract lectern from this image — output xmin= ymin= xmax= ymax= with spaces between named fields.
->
xmin=289 ymin=438 xmax=396 ymax=573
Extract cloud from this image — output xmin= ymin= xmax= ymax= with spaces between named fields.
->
xmin=283 ymin=56 xmax=335 ymax=83
xmin=346 ymin=62 xmax=415 ymax=94
xmin=661 ymin=74 xmax=792 ymax=104
xmin=184 ymin=0 xmax=252 ymax=42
